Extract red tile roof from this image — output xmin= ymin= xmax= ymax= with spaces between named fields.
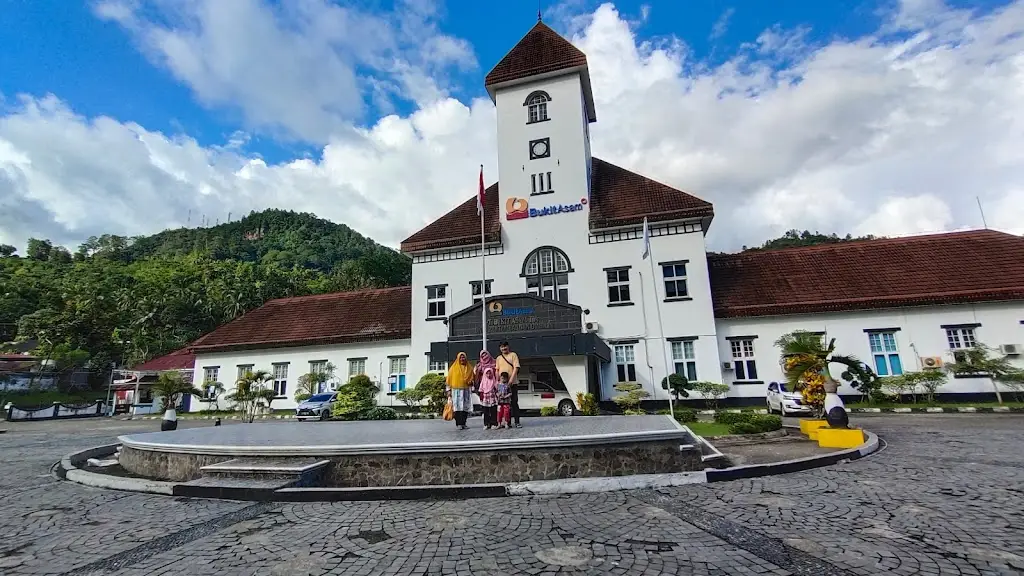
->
xmin=400 ymin=158 xmax=712 ymax=253
xmin=400 ymin=183 xmax=501 ymax=253
xmin=189 ymin=287 xmax=412 ymax=353
xmin=133 ymin=347 xmax=195 ymax=372
xmin=709 ymin=229 xmax=1024 ymax=318
xmin=485 ymin=21 xmax=589 ymax=87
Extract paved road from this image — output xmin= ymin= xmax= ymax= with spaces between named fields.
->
xmin=1 ymin=415 xmax=1022 ymax=575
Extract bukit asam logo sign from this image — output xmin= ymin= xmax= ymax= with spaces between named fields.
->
xmin=505 ymin=197 xmax=586 ymax=221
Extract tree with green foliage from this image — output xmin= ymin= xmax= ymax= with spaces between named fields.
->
xmin=945 ymin=344 xmax=1024 ymax=404
xmin=295 ymin=362 xmax=337 ymax=402
xmin=152 ymin=371 xmax=203 ymax=412
xmin=743 ymin=229 xmax=878 ymax=252
xmin=0 ymin=244 xmax=17 ymax=257
xmin=331 ymin=374 xmax=380 ymax=420
xmin=660 ymin=373 xmax=693 ymax=399
xmin=227 ymin=369 xmax=275 ymax=422
xmin=612 ymin=382 xmax=649 ymax=415
xmin=692 ymin=381 xmax=731 ymax=410
xmin=412 ymin=373 xmax=447 ymax=414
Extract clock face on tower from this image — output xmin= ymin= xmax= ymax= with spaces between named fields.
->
xmin=529 ymin=137 xmax=550 ymax=160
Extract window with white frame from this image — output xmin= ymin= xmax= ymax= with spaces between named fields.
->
xmin=671 ymin=340 xmax=697 ymax=382
xmin=661 ymin=261 xmax=689 ymax=300
xmin=868 ymin=332 xmax=903 ymax=376
xmin=389 ymin=357 xmax=408 ymax=392
xmin=348 ymin=358 xmax=366 ymax=378
xmin=236 ymin=364 xmax=253 ymax=383
xmin=309 ymin=360 xmax=328 ymax=393
xmin=614 ymin=344 xmax=637 ymax=382
xmin=523 ymin=247 xmax=571 ymax=302
xmin=525 ymin=90 xmax=551 ymax=123
xmin=426 ymin=285 xmax=446 ymax=318
xmin=945 ymin=327 xmax=977 ymax=350
xmin=271 ymin=363 xmax=288 ymax=396
xmin=203 ymin=366 xmax=220 ymax=399
xmin=729 ymin=338 xmax=758 ymax=381
xmin=471 ymin=280 xmax=493 ymax=305
xmin=606 ymin=268 xmax=631 ymax=304
xmin=429 ymin=359 xmax=447 ymax=374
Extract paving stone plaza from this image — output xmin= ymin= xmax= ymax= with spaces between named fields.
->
xmin=1 ymin=415 xmax=1022 ymax=576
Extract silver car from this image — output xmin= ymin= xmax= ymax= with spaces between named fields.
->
xmin=295 ymin=392 xmax=337 ymax=421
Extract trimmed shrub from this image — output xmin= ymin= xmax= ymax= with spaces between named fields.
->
xmin=362 ymin=407 xmax=398 ymax=420
xmin=727 ymin=414 xmax=782 ymax=435
xmin=674 ymin=408 xmax=698 ymax=423
xmin=540 ymin=406 xmax=559 ymax=416
xmin=713 ymin=412 xmax=753 ymax=425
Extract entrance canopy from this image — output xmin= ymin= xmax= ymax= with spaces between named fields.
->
xmin=430 ymin=293 xmax=611 ymax=363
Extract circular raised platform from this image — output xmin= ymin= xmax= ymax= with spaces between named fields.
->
xmin=118 ymin=415 xmax=702 ymax=487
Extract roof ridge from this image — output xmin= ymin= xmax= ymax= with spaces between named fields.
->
xmin=265 ymin=285 xmax=411 ymax=304
xmin=593 ymin=157 xmax=712 ymax=207
xmin=710 ymin=228 xmax=1020 ymax=259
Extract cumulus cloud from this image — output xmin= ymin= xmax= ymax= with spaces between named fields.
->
xmin=2 ymin=0 xmax=1023 ymax=253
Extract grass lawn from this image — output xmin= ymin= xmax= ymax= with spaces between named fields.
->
xmin=685 ymin=421 xmax=733 ymax=437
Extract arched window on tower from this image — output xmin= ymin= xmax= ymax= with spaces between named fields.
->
xmin=522 ymin=246 xmax=572 ymax=302
xmin=524 ymin=91 xmax=551 ymax=124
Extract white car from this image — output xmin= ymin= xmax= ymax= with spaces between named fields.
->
xmin=295 ymin=392 xmax=337 ymax=421
xmin=516 ymin=379 xmax=576 ymax=416
xmin=766 ymin=382 xmax=812 ymax=416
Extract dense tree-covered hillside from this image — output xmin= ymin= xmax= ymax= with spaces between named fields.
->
xmin=0 ymin=210 xmax=410 ymax=383
xmin=742 ymin=229 xmax=878 ymax=252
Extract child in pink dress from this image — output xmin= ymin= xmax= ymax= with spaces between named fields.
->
xmin=477 ymin=367 xmax=499 ymax=430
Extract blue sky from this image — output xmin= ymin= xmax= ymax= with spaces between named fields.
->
xmin=1 ymin=0 xmax=1001 ymax=163
xmin=1 ymin=0 xmax=1022 ymax=251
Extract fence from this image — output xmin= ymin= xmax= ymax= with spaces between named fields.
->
xmin=4 ymin=400 xmax=107 ymax=421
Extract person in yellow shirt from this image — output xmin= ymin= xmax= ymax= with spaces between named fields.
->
xmin=495 ymin=341 xmax=522 ymax=428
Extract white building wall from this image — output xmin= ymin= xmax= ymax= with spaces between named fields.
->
xmin=715 ymin=302 xmax=1024 ymax=401
xmin=188 ymin=339 xmax=412 ymax=412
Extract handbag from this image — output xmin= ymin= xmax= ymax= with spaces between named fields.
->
xmin=442 ymin=398 xmax=454 ymax=421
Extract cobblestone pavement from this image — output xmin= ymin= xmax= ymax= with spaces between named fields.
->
xmin=1 ymin=414 xmax=1022 ymax=575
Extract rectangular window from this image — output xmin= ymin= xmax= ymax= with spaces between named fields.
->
xmin=945 ymin=327 xmax=977 ymax=350
xmin=606 ymin=268 xmax=631 ymax=304
xmin=426 ymin=285 xmax=446 ymax=318
xmin=236 ymin=364 xmax=253 ymax=382
xmin=271 ymin=363 xmax=288 ymax=396
xmin=531 ymin=173 xmax=552 ymax=194
xmin=471 ymin=280 xmax=493 ymax=305
xmin=429 ymin=359 xmax=447 ymax=374
xmin=662 ymin=262 xmax=689 ymax=300
xmin=671 ymin=341 xmax=698 ymax=382
xmin=614 ymin=344 xmax=637 ymax=382
xmin=868 ymin=332 xmax=903 ymax=376
xmin=203 ymin=366 xmax=219 ymax=384
xmin=729 ymin=339 xmax=758 ymax=381
xmin=309 ymin=360 xmax=327 ymax=375
xmin=389 ymin=357 xmax=408 ymax=392
xmin=348 ymin=358 xmax=366 ymax=378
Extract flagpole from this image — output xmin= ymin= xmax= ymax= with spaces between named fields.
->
xmin=479 ymin=165 xmax=487 ymax=354
xmin=642 ymin=218 xmax=674 ymax=418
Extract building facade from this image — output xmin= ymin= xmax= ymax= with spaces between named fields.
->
xmin=164 ymin=21 xmax=1024 ymax=412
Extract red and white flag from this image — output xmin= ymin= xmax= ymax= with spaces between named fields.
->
xmin=477 ymin=165 xmax=485 ymax=216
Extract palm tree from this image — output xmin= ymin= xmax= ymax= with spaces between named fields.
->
xmin=776 ymin=331 xmax=859 ymax=426
xmin=226 ymin=369 xmax=273 ymax=423
xmin=152 ymin=371 xmax=203 ymax=430
xmin=203 ymin=381 xmax=226 ymax=411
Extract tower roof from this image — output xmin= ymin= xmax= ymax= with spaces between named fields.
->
xmin=484 ymin=21 xmax=596 ymax=121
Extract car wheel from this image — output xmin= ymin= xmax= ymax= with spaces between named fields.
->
xmin=780 ymin=403 xmax=787 ymax=417
xmin=319 ymin=409 xmax=329 ymax=421
xmin=558 ymin=400 xmax=575 ymax=416
xmin=766 ymin=399 xmax=775 ymax=414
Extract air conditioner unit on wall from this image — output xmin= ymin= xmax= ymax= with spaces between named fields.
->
xmin=585 ymin=321 xmax=600 ymax=333
xmin=722 ymin=362 xmax=734 ymax=371
xmin=920 ymin=356 xmax=944 ymax=369
xmin=999 ymin=344 xmax=1022 ymax=356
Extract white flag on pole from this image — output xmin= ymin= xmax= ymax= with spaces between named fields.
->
xmin=641 ymin=217 xmax=651 ymax=260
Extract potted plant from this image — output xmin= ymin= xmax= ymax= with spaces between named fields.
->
xmin=152 ymin=371 xmax=203 ymax=431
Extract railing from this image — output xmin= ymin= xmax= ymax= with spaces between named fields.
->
xmin=4 ymin=400 xmax=107 ymax=421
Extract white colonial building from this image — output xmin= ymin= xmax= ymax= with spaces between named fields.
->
xmin=157 ymin=20 xmax=1024 ymax=412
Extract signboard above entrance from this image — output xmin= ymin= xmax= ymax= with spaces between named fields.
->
xmin=505 ymin=197 xmax=587 ymax=221
xmin=448 ymin=294 xmax=583 ymax=341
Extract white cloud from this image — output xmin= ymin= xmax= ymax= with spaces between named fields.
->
xmin=710 ymin=8 xmax=735 ymax=40
xmin=2 ymin=0 xmax=1024 ymax=254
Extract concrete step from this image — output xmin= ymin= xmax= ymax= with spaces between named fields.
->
xmin=178 ymin=475 xmax=299 ymax=500
xmin=199 ymin=458 xmax=329 ymax=486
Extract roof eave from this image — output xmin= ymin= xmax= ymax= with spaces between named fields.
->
xmin=486 ymin=65 xmax=597 ymax=122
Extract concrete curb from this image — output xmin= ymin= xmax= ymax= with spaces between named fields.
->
xmin=848 ymin=406 xmax=1019 ymax=413
xmin=58 ymin=429 xmax=881 ymax=501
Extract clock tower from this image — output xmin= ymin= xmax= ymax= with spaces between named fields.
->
xmin=484 ymin=19 xmax=597 ymax=280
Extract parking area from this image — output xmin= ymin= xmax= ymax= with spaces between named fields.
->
xmin=1 ymin=414 xmax=1022 ymax=575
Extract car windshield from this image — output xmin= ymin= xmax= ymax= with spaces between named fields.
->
xmin=307 ymin=394 xmax=333 ymax=402
xmin=778 ymin=383 xmax=790 ymax=392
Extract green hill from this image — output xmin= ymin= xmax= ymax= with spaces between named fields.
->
xmin=0 ymin=210 xmax=410 ymax=382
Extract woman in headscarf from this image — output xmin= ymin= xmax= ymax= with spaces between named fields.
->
xmin=446 ymin=352 xmax=475 ymax=430
xmin=475 ymin=350 xmax=498 ymax=427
